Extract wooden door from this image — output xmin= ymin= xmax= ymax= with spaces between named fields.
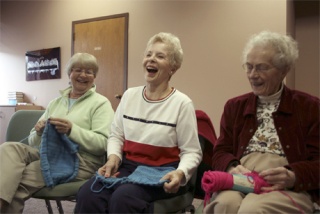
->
xmin=72 ymin=13 xmax=128 ymax=111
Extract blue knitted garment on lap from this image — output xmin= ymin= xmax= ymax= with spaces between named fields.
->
xmin=91 ymin=165 xmax=175 ymax=193
xmin=40 ymin=122 xmax=79 ymax=188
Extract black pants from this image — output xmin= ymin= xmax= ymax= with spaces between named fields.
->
xmin=74 ymin=157 xmax=188 ymax=213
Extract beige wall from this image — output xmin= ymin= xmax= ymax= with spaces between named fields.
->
xmin=0 ymin=0 xmax=300 ymax=135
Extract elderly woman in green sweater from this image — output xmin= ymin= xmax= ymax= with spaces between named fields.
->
xmin=0 ymin=53 xmax=114 ymax=213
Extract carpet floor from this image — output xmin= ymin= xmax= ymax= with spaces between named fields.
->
xmin=23 ymin=198 xmax=204 ymax=214
xmin=23 ymin=198 xmax=75 ymax=214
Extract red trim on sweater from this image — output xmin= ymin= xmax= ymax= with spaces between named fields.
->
xmin=123 ymin=140 xmax=180 ymax=166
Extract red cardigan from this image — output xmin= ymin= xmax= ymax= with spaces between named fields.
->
xmin=212 ymin=85 xmax=319 ymax=203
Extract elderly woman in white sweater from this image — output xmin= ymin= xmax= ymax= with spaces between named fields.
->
xmin=75 ymin=32 xmax=202 ymax=213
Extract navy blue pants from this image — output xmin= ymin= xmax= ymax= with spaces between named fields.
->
xmin=74 ymin=157 xmax=188 ymax=213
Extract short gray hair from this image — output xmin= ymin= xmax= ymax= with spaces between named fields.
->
xmin=242 ymin=31 xmax=299 ymax=71
xmin=145 ymin=32 xmax=184 ymax=71
xmin=65 ymin=53 xmax=99 ymax=77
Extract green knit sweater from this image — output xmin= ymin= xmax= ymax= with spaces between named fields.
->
xmin=29 ymin=85 xmax=114 ymax=165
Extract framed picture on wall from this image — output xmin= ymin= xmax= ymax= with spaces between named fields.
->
xmin=25 ymin=47 xmax=61 ymax=81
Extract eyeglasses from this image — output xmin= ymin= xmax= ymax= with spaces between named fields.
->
xmin=72 ymin=68 xmax=95 ymax=76
xmin=242 ymin=63 xmax=275 ymax=73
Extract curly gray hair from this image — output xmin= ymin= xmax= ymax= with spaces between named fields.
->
xmin=242 ymin=31 xmax=299 ymax=71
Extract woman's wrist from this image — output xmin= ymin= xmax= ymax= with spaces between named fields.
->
xmin=286 ymin=168 xmax=296 ymax=189
xmin=108 ymin=154 xmax=121 ymax=166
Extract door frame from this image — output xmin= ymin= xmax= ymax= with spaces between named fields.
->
xmin=71 ymin=13 xmax=129 ymax=95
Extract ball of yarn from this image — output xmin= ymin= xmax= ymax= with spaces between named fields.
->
xmin=202 ymin=171 xmax=233 ymax=193
xmin=201 ymin=171 xmax=270 ymax=207
xmin=201 ymin=171 xmax=233 ymax=207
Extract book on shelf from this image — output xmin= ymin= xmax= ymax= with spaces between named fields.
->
xmin=8 ymin=95 xmax=24 ymax=99
xmin=8 ymin=99 xmax=23 ymax=105
xmin=8 ymin=92 xmax=24 ymax=99
xmin=8 ymin=98 xmax=24 ymax=105
xmin=8 ymin=91 xmax=24 ymax=95
xmin=17 ymin=102 xmax=34 ymax=106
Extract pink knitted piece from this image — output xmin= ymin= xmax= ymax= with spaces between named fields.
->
xmin=201 ymin=171 xmax=270 ymax=207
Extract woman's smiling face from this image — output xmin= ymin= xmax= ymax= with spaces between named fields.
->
xmin=245 ymin=45 xmax=288 ymax=96
xmin=69 ymin=67 xmax=95 ymax=96
xmin=142 ymin=42 xmax=173 ymax=86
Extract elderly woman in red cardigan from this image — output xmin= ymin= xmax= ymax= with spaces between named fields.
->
xmin=203 ymin=31 xmax=319 ymax=214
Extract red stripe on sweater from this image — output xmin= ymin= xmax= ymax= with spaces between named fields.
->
xmin=123 ymin=140 xmax=180 ymax=166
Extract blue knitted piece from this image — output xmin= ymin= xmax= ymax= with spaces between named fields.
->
xmin=40 ymin=122 xmax=79 ymax=188
xmin=91 ymin=166 xmax=175 ymax=193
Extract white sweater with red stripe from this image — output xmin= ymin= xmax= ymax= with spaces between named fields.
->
xmin=107 ymin=86 xmax=202 ymax=184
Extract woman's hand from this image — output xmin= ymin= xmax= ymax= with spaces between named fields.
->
xmin=98 ymin=154 xmax=121 ymax=177
xmin=228 ymin=165 xmax=251 ymax=174
xmin=162 ymin=169 xmax=185 ymax=194
xmin=259 ymin=167 xmax=296 ymax=191
xmin=49 ymin=117 xmax=73 ymax=135
xmin=34 ymin=119 xmax=46 ymax=136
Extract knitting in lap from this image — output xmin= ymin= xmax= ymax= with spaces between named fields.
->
xmin=91 ymin=165 xmax=175 ymax=193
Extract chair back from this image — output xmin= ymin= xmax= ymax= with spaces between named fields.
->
xmin=195 ymin=110 xmax=217 ymax=199
xmin=6 ymin=110 xmax=45 ymax=144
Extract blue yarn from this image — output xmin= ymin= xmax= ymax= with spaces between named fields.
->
xmin=40 ymin=122 xmax=79 ymax=188
xmin=91 ymin=165 xmax=175 ymax=193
